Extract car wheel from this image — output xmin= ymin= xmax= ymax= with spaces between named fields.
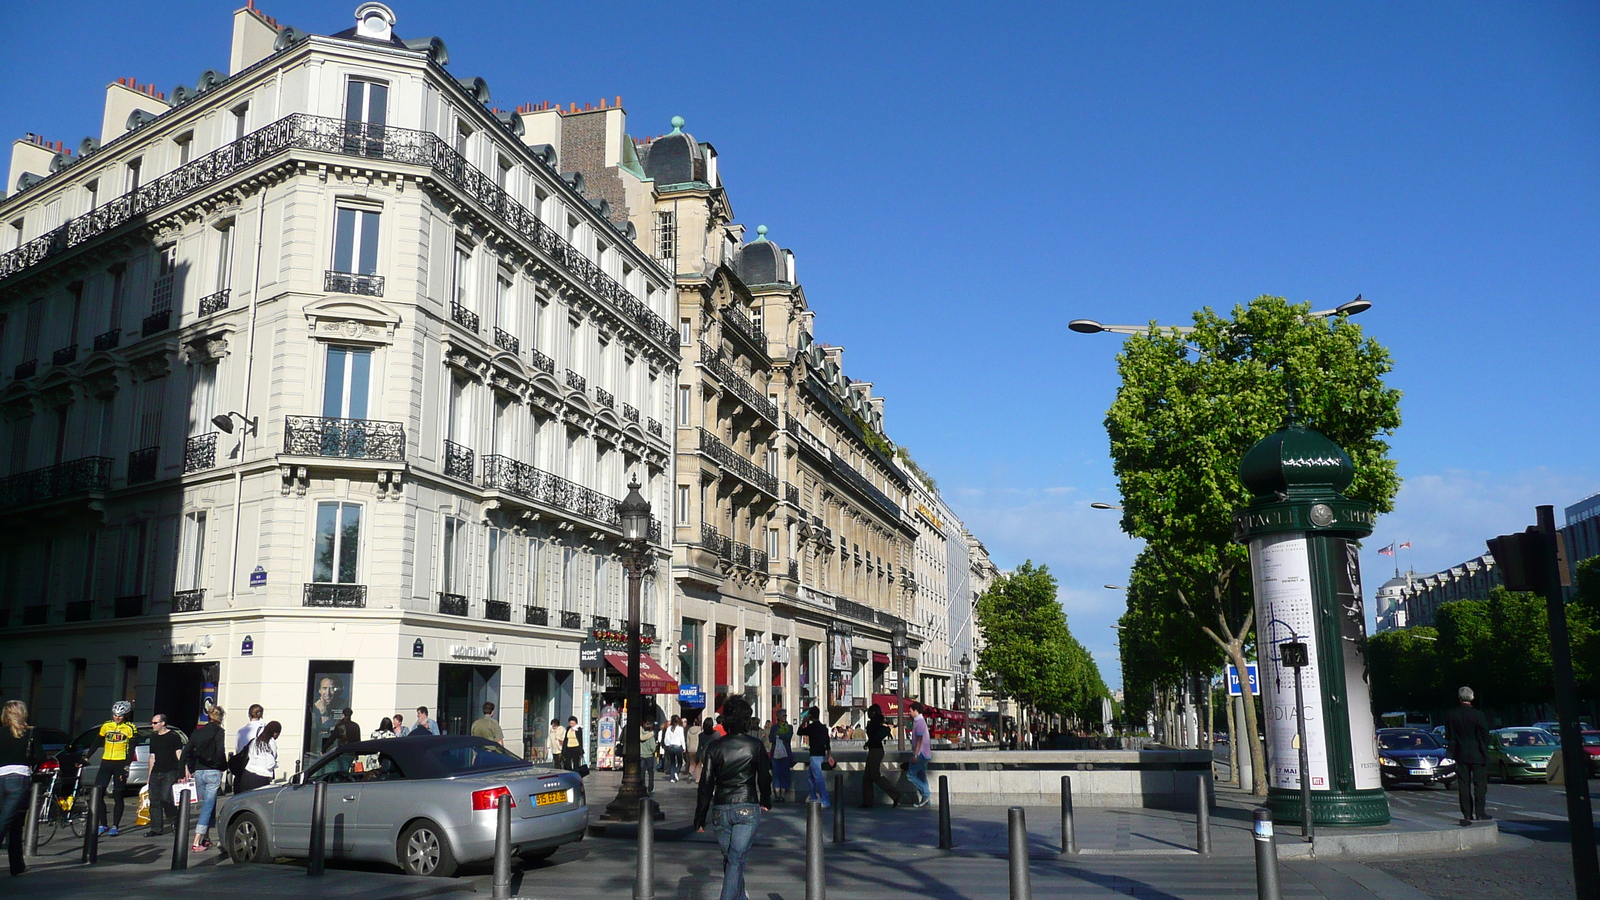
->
xmin=399 ymin=820 xmax=458 ymax=878
xmin=1497 ymin=761 xmax=1511 ymax=783
xmin=227 ymin=812 xmax=271 ymax=864
xmin=519 ymin=846 xmax=558 ymax=863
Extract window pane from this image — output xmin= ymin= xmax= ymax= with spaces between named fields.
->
xmin=367 ymin=83 xmax=388 ymax=127
xmin=323 ymin=348 xmax=348 ymax=418
xmin=338 ymin=504 xmax=361 ymax=583
xmin=347 ymin=349 xmax=371 ymax=419
xmin=345 ymin=80 xmax=365 ymax=124
xmin=357 ymin=211 xmax=380 ymax=274
xmin=442 ymin=518 xmax=457 ymax=592
xmin=314 ymin=503 xmax=338 ymax=583
xmin=333 ymin=208 xmax=356 ymax=272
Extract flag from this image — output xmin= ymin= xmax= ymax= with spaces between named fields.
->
xmin=1378 ymin=543 xmax=1396 ymax=557
xmin=1398 ymin=541 xmax=1411 ymax=550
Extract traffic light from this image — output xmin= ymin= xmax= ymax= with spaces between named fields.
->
xmin=1487 ymin=526 xmax=1573 ymax=595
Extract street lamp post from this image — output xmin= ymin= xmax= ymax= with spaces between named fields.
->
xmin=603 ymin=477 xmax=653 ymax=824
xmin=958 ymin=653 xmax=971 ymax=750
xmin=892 ymin=620 xmax=908 ymax=752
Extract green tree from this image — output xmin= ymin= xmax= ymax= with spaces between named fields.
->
xmin=974 ymin=562 xmax=1109 ymax=722
xmin=1434 ymin=599 xmax=1491 ymax=705
xmin=1485 ymin=588 xmax=1552 ymax=714
xmin=1366 ymin=627 xmax=1440 ymax=714
xmin=1104 ymin=296 xmax=1403 ymax=794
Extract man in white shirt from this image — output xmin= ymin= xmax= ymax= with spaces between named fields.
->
xmin=907 ymin=701 xmax=933 ymax=807
xmin=236 ymin=704 xmax=265 ymax=753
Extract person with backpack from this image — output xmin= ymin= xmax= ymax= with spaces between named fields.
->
xmin=182 ymin=706 xmax=228 ymax=852
xmin=236 ymin=721 xmax=281 ymax=792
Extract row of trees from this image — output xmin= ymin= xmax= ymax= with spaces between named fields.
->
xmin=973 ymin=562 xmax=1109 ymax=724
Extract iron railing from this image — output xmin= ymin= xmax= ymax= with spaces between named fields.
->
xmin=113 ymin=594 xmax=145 ymax=618
xmin=438 ymin=592 xmax=468 ymax=616
xmin=325 ymin=270 xmax=384 ymax=296
xmin=642 ymin=623 xmax=657 ymax=640
xmin=443 ymin=439 xmax=475 ymax=481
xmin=753 ymin=548 xmax=769 ymax=571
xmin=52 ymin=345 xmax=78 ymax=366
xmin=304 ymin=583 xmax=366 ymax=608
xmin=127 ymin=447 xmax=160 ymax=484
xmin=485 ymin=599 xmax=511 ymax=622
xmin=701 ymin=523 xmax=727 ymax=555
xmin=172 ymin=589 xmax=205 ymax=613
xmin=184 ymin=432 xmax=218 ymax=473
xmin=451 ymin=301 xmax=480 ymax=331
xmin=481 ymin=454 xmax=621 ymax=527
xmin=785 ymin=414 xmax=830 ymax=458
xmin=727 ymin=541 xmax=752 ymax=568
xmin=700 ymin=342 xmax=778 ymax=421
xmin=595 ymin=387 xmax=614 ymax=409
xmin=622 ymin=403 xmax=639 ymax=424
xmin=142 ymin=309 xmax=172 ymax=336
xmin=785 ymin=481 xmax=800 ymax=505
xmin=94 ymin=329 xmax=120 ymax=352
xmin=283 ymin=416 xmax=405 ymax=461
xmin=525 ymin=605 xmax=549 ymax=626
xmin=835 ymin=596 xmax=905 ymax=632
xmin=528 ymin=347 xmax=555 ymax=375
xmin=493 ymin=326 xmax=519 ymax=354
xmin=697 ymin=428 xmax=778 ymax=495
xmin=65 ymin=600 xmax=93 ymax=622
xmin=647 ymin=418 xmax=663 ymax=438
xmin=592 ymin=616 xmax=611 ymax=631
xmin=560 ymin=610 xmax=583 ymax=629
xmin=829 ymin=449 xmax=900 ymax=518
xmin=722 ymin=303 xmax=766 ymax=348
xmin=0 ymin=456 xmax=113 ymax=508
xmin=198 ymin=288 xmax=230 ymax=316
xmin=13 ymin=359 xmax=37 ymax=380
xmin=788 ymin=558 xmax=800 ymax=580
xmin=565 ymin=369 xmax=586 ymax=393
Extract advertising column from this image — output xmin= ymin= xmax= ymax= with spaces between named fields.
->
xmin=1234 ymin=422 xmax=1388 ymax=826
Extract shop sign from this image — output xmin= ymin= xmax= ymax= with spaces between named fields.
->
xmin=678 ymin=684 xmax=705 ymax=707
xmin=450 ymin=643 xmax=496 ymax=661
xmin=249 ymin=566 xmax=267 ymax=587
xmin=162 ymin=635 xmax=212 ymax=657
xmin=851 ymin=646 xmax=871 ymax=662
xmin=744 ymin=641 xmax=767 ymax=661
xmin=579 ymin=641 xmax=605 ymax=668
xmin=240 ymin=635 xmax=253 ymax=656
xmin=770 ymin=644 xmax=791 ymax=664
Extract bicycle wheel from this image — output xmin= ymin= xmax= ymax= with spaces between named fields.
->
xmin=67 ymin=800 xmax=89 ymax=838
xmin=33 ymin=794 xmax=58 ymax=846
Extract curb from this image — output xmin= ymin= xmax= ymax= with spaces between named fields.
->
xmin=1275 ymin=821 xmax=1501 ymax=860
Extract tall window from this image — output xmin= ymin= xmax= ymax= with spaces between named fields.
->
xmin=561 ymin=547 xmax=578 ymax=612
xmin=487 ymin=528 xmax=504 ymax=601
xmin=214 ymin=222 xmax=234 ymax=292
xmin=313 ymin=501 xmax=362 ymax=584
xmin=677 ymin=485 xmax=690 ymax=524
xmin=678 ymin=386 xmax=691 ymax=425
xmin=767 ymin=527 xmax=780 ymax=560
xmin=231 ymin=103 xmax=251 ymax=140
xmin=655 ymin=210 xmax=676 ymax=262
xmin=442 ymin=516 xmax=466 ymax=594
xmin=526 ymin=538 xmax=543 ymax=608
xmin=151 ymin=245 xmax=177 ymax=314
xmin=126 ymin=158 xmax=142 ymax=193
xmin=180 ymin=511 xmax=207 ymax=591
xmin=453 ymin=247 xmax=472 ymax=308
xmin=679 ymin=318 xmax=691 ymax=345
xmin=107 ymin=265 xmax=126 ymax=332
xmin=332 ymin=208 xmax=380 ymax=275
xmin=174 ymin=132 xmax=194 ymax=165
xmin=117 ymin=521 xmax=148 ymax=597
xmin=322 ymin=346 xmax=371 ymax=419
xmin=190 ymin=363 xmax=216 ymax=435
xmin=496 ymin=274 xmax=514 ymax=334
xmin=595 ymin=556 xmax=612 ymax=620
xmin=343 ymin=79 xmax=387 ymax=155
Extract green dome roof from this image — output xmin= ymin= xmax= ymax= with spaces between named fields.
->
xmin=1238 ymin=422 xmax=1354 ymax=500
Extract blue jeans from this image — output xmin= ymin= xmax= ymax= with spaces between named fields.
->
xmin=1 ymin=773 xmax=29 ymax=874
xmin=772 ymin=753 xmax=792 ymax=794
xmin=907 ymin=756 xmax=930 ymax=804
xmin=193 ymin=769 xmax=223 ymax=831
xmin=710 ymin=803 xmax=762 ymax=900
xmin=807 ymin=756 xmax=830 ymax=806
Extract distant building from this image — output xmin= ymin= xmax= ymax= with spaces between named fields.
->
xmin=1373 ymin=575 xmax=1410 ymax=632
xmin=1396 ymin=555 xmax=1502 ymax=628
xmin=1562 ymin=491 xmax=1600 ymax=576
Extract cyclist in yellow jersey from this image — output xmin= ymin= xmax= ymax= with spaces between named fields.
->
xmin=96 ymin=701 xmax=136 ymax=835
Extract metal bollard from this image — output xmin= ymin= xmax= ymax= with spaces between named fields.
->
xmin=1253 ymin=808 xmax=1282 ymax=900
xmin=1060 ymin=775 xmax=1076 ymax=855
xmin=81 ymin=787 xmax=101 ymax=863
xmin=634 ymin=795 xmax=654 ymax=900
xmin=1197 ymin=778 xmax=1211 ymax=857
xmin=24 ymin=780 xmax=41 ymax=859
xmin=806 ymin=799 xmax=826 ymax=900
xmin=493 ymin=793 xmax=513 ymax=900
xmin=307 ymin=781 xmax=327 ymax=877
xmin=937 ymin=775 xmax=952 ymax=850
xmin=832 ymin=773 xmax=845 ymax=843
xmin=1007 ymin=807 xmax=1031 ymax=900
xmin=172 ymin=791 xmax=192 ymax=871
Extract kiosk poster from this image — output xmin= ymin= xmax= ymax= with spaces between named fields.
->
xmin=1332 ymin=537 xmax=1383 ymax=790
xmin=1249 ymin=533 xmax=1331 ymax=792
xmin=597 ymin=706 xmax=618 ymax=770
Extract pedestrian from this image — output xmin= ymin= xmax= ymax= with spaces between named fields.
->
xmin=562 ymin=716 xmax=585 ymax=772
xmin=0 ymin=700 xmax=42 ymax=876
xmin=144 ymin=713 xmax=185 ymax=837
xmin=547 ymin=718 xmax=567 ymax=767
xmin=638 ymin=716 xmax=658 ymax=792
xmin=471 ymin=702 xmax=505 ymax=745
xmin=768 ymin=709 xmax=794 ymax=802
xmin=95 ymin=700 xmax=137 ymax=836
xmin=1444 ymin=686 xmax=1492 ymax=827
xmin=694 ymin=696 xmax=772 ymax=900
xmin=860 ymin=704 xmax=901 ymax=808
xmin=663 ymin=715 xmax=688 ymax=782
xmin=236 ymin=704 xmax=266 ymax=754
xmin=371 ymin=717 xmax=397 ymax=740
xmin=237 ymin=721 xmax=281 ymax=792
xmin=695 ymin=717 xmax=718 ymax=779
xmin=391 ymin=711 xmax=410 ymax=737
xmin=412 ymin=706 xmax=440 ymax=736
xmin=906 ymin=701 xmax=933 ymax=807
xmin=799 ymin=706 xmax=832 ymax=808
xmin=182 ymin=705 xmax=228 ymax=852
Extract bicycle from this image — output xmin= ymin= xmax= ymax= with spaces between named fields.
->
xmin=31 ymin=755 xmax=90 ymax=846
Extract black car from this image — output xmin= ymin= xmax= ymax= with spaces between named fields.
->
xmin=1377 ymin=728 xmax=1457 ymax=789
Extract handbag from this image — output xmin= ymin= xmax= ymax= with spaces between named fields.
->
xmin=822 ymin=755 xmax=837 ymax=771
xmin=227 ymin=749 xmax=250 ymax=778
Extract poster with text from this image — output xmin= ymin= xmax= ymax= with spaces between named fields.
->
xmin=1249 ymin=534 xmax=1331 ymax=792
xmin=1332 ymin=537 xmax=1383 ymax=790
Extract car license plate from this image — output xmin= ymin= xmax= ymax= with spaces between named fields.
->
xmin=535 ymin=790 xmax=566 ymax=806
xmin=1409 ymin=769 xmax=1430 ymax=775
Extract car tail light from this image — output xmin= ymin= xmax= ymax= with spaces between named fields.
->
xmin=471 ymin=786 xmax=516 ymax=811
xmin=39 ymin=759 xmax=59 ymax=772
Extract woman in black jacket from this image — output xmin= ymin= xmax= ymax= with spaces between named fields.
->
xmin=0 ymin=700 xmax=43 ymax=876
xmin=181 ymin=706 xmax=228 ymax=852
xmin=694 ymin=697 xmax=771 ymax=900
xmin=860 ymin=703 xmax=902 ymax=808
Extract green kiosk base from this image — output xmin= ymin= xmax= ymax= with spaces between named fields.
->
xmin=1267 ymin=787 xmax=1391 ymax=827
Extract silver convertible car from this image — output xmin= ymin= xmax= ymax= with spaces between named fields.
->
xmin=217 ymin=735 xmax=586 ymax=876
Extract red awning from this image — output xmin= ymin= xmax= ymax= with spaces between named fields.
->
xmin=872 ymin=652 xmax=890 ymax=665
xmin=871 ymin=693 xmax=904 ymax=715
xmin=604 ymin=652 xmax=681 ymax=695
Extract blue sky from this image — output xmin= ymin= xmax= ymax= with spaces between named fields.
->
xmin=4 ymin=2 xmax=1596 ymax=687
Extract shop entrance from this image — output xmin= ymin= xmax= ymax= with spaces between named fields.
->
xmin=523 ymin=669 xmax=572 ymax=762
xmin=438 ymin=663 xmax=500 ymax=737
xmin=154 ymin=661 xmax=218 ymax=736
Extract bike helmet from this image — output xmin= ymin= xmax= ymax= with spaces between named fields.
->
xmin=111 ymin=700 xmax=133 ymax=718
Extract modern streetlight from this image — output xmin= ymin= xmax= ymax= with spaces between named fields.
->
xmin=892 ymin=620 xmax=909 ymax=751
xmin=602 ymin=476 xmax=654 ymax=823
xmin=1069 ymin=296 xmax=1369 ymax=337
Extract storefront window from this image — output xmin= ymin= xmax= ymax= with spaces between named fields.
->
xmin=679 ymin=619 xmax=701 ymax=686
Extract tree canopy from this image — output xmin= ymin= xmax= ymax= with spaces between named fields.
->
xmin=974 ymin=561 xmax=1108 ymax=721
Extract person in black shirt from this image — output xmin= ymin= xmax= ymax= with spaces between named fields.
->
xmin=145 ymin=713 xmax=186 ymax=836
xmin=1444 ymin=685 xmax=1493 ymax=826
xmin=694 ymin=697 xmax=771 ymax=900
xmin=859 ymin=703 xmax=902 ymax=808
xmin=1 ymin=700 xmax=44 ymax=876
xmin=798 ymin=706 xmax=832 ymax=808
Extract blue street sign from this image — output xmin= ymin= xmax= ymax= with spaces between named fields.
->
xmin=678 ymin=684 xmax=705 ymax=708
xmin=1226 ymin=663 xmax=1260 ymax=697
xmin=249 ymin=566 xmax=267 ymax=587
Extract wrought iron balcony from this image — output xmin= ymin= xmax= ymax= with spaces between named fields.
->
xmin=52 ymin=345 xmax=78 ymax=366
xmin=493 ymin=327 xmax=519 ymax=354
xmin=727 ymin=541 xmax=752 ymax=568
xmin=443 ymin=439 xmax=475 ymax=482
xmin=283 ymin=416 xmax=405 ymax=461
xmin=701 ymin=523 xmax=727 ymax=555
xmin=65 ymin=600 xmax=93 ymax=622
xmin=835 ymin=596 xmax=906 ymax=631
xmin=451 ymin=301 xmax=480 ymax=331
xmin=829 ymin=449 xmax=900 ymax=518
xmin=22 ymin=606 xmax=46 ymax=626
xmin=172 ymin=589 xmax=205 ymax=613
xmin=565 ymin=369 xmax=586 ymax=393
xmin=753 ymin=548 xmax=769 ymax=572
xmin=127 ymin=447 xmax=159 ymax=484
xmin=528 ymin=347 xmax=555 ymax=375
xmin=642 ymin=623 xmax=657 ymax=640
xmin=184 ymin=432 xmax=218 ymax=473
xmin=560 ymin=610 xmax=583 ymax=629
xmin=525 ymin=605 xmax=549 ymax=626
xmin=304 ymin=583 xmax=366 ymax=608
xmin=700 ymin=342 xmax=778 ymax=422
xmin=198 ymin=288 xmax=230 ymax=316
xmin=325 ymin=270 xmax=385 ymax=296
xmin=595 ymin=387 xmax=615 ymax=409
xmin=785 ymin=482 xmax=800 ymax=505
xmin=722 ymin=303 xmax=766 ymax=348
xmin=480 ymin=454 xmax=622 ymax=527
xmin=438 ymin=592 xmax=468 ymax=616
xmin=592 ymin=616 xmax=611 ymax=631
xmin=94 ymin=329 xmax=121 ymax=352
xmin=784 ymin=414 xmax=830 ymax=459
xmin=788 ymin=558 xmax=800 ymax=580
xmin=142 ymin=309 xmax=172 ymax=336
xmin=697 ymin=428 xmax=778 ymax=495
xmin=13 ymin=359 xmax=37 ymax=380
xmin=0 ymin=456 xmax=112 ymax=508
xmin=622 ymin=403 xmax=639 ymax=424
xmin=114 ymin=595 xmax=145 ymax=618
xmin=485 ymin=599 xmax=511 ymax=622
xmin=647 ymin=418 xmax=663 ymax=438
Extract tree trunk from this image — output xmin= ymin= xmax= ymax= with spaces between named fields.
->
xmin=1225 ymin=678 xmax=1241 ymax=786
xmin=1226 ymin=642 xmax=1268 ymax=796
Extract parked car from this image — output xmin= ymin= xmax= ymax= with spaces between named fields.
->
xmin=1580 ymin=731 xmax=1600 ymax=775
xmin=218 ymin=735 xmax=586 ymax=877
xmin=1489 ymin=728 xmax=1558 ymax=782
xmin=1532 ymin=720 xmax=1561 ymax=735
xmin=1376 ymin=728 xmax=1456 ymax=789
